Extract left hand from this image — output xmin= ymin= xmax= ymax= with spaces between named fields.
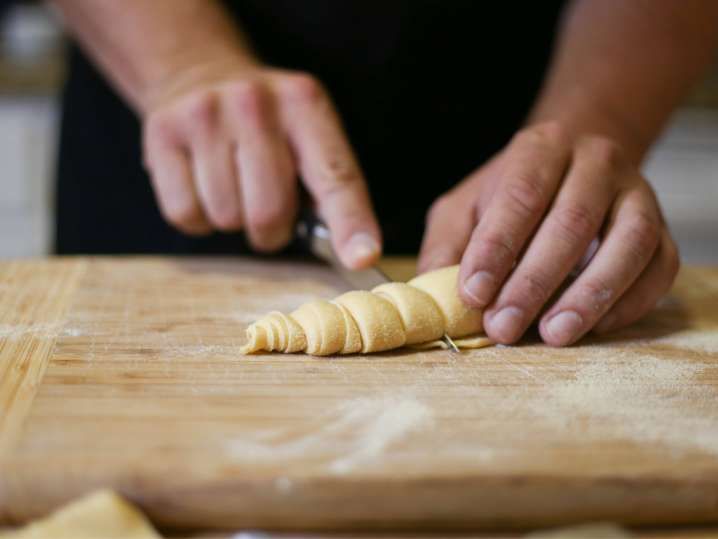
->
xmin=418 ymin=122 xmax=679 ymax=346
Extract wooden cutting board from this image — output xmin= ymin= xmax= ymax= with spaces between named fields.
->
xmin=1 ymin=257 xmax=717 ymax=532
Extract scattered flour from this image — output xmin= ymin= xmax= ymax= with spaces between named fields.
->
xmin=165 ymin=344 xmax=241 ymax=357
xmin=273 ymin=477 xmax=293 ymax=494
xmin=227 ymin=394 xmax=434 ymax=474
xmin=0 ymin=322 xmax=63 ymax=339
xmin=226 ymin=346 xmax=716 ymax=471
xmin=534 ymin=352 xmax=718 ymax=456
xmin=0 ymin=324 xmax=89 ymax=339
xmin=329 ymin=396 xmax=435 ymax=473
xmin=61 ymin=327 xmax=84 ymax=337
xmin=649 ymin=329 xmax=718 ymax=354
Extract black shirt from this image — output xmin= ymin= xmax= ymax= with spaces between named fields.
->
xmin=55 ymin=1 xmax=566 ymax=255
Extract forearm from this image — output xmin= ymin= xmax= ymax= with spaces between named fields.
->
xmin=528 ymin=0 xmax=718 ymax=163
xmin=51 ymin=0 xmax=257 ymax=113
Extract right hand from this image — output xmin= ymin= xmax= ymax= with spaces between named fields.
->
xmin=142 ymin=60 xmax=382 ymax=268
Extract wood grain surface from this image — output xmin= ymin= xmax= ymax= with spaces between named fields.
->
xmin=0 ymin=257 xmax=717 ymax=532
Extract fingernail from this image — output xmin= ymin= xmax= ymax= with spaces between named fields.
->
xmin=463 ymin=271 xmax=496 ymax=306
xmin=594 ymin=313 xmax=615 ymax=334
xmin=486 ymin=306 xmax=525 ymax=343
xmin=345 ymin=233 xmax=380 ymax=268
xmin=544 ymin=311 xmax=583 ymax=345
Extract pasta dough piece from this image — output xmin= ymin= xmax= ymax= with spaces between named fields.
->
xmin=411 ymin=334 xmax=493 ymax=350
xmin=243 ymin=311 xmax=306 ymax=353
xmin=241 ymin=264 xmax=489 ymax=355
xmin=0 ymin=490 xmax=159 ymax=539
xmin=291 ymin=300 xmax=346 ymax=355
xmin=334 ymin=291 xmax=406 ymax=353
xmin=408 ymin=265 xmax=483 ymax=337
xmin=333 ymin=302 xmax=363 ymax=353
xmin=373 ymin=282 xmax=444 ymax=344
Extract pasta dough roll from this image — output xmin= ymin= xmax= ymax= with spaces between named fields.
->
xmin=241 ymin=264 xmax=488 ymax=355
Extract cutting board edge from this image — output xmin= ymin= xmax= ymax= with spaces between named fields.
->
xmin=2 ymin=471 xmax=718 ymax=530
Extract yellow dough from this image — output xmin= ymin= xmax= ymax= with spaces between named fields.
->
xmin=241 ymin=265 xmax=491 ymax=355
xmin=0 ymin=490 xmax=159 ymax=539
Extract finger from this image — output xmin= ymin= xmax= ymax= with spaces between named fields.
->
xmin=184 ymin=95 xmax=244 ymax=231
xmin=143 ymin=117 xmax=212 ymax=235
xmin=417 ymin=156 xmax=505 ymax=274
xmin=417 ymin=192 xmax=476 ymax=274
xmin=226 ymin=81 xmax=297 ymax=251
xmin=458 ymin=123 xmax=572 ymax=309
xmin=482 ymin=138 xmax=621 ymax=344
xmin=538 ymin=184 xmax=662 ymax=346
xmin=593 ymin=230 xmax=679 ymax=334
xmin=278 ymin=74 xmax=381 ymax=269
xmin=191 ymin=142 xmax=244 ymax=231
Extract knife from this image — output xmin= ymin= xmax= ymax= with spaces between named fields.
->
xmin=296 ymin=216 xmax=461 ymax=353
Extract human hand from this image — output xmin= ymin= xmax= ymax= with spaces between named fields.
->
xmin=419 ymin=122 xmax=679 ymax=346
xmin=142 ymin=60 xmax=381 ymax=268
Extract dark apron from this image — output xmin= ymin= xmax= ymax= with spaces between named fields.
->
xmin=55 ymin=1 xmax=565 ymax=255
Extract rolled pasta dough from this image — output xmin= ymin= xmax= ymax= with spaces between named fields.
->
xmin=241 ymin=264 xmax=490 ymax=355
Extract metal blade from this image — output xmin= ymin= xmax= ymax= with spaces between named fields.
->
xmin=441 ymin=334 xmax=461 ymax=353
xmin=298 ymin=220 xmax=391 ymax=289
xmin=334 ymin=264 xmax=392 ymax=290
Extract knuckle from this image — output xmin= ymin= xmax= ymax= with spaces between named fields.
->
xmin=518 ymin=271 xmax=554 ymax=305
xmin=279 ymin=72 xmax=325 ymax=104
xmin=533 ymin=120 xmax=568 ymax=143
xmin=477 ymin=232 xmax=517 ymax=265
xmin=184 ymin=93 xmax=217 ymax=134
xmin=553 ymin=204 xmax=599 ymax=245
xmin=516 ymin=121 xmax=568 ymax=147
xmin=580 ymin=277 xmax=615 ymax=312
xmin=504 ymin=174 xmax=546 ymax=218
xmin=319 ymin=155 xmax=361 ymax=189
xmin=145 ymin=112 xmax=175 ymax=144
xmin=582 ymin=136 xmax=625 ymax=171
xmin=143 ymin=115 xmax=176 ymax=170
xmin=229 ymin=80 xmax=269 ymax=119
xmin=623 ymin=211 xmax=660 ymax=262
xmin=426 ymin=194 xmax=454 ymax=223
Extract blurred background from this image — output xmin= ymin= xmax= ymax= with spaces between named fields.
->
xmin=0 ymin=2 xmax=716 ymax=261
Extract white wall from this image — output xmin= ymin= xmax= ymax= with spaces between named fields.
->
xmin=0 ymin=95 xmax=58 ymax=258
xmin=643 ymin=108 xmax=718 ymax=264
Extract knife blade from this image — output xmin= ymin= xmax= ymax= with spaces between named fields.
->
xmin=297 ymin=217 xmax=461 ymax=353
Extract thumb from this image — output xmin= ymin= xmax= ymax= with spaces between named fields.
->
xmin=418 ymin=193 xmax=476 ymax=275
